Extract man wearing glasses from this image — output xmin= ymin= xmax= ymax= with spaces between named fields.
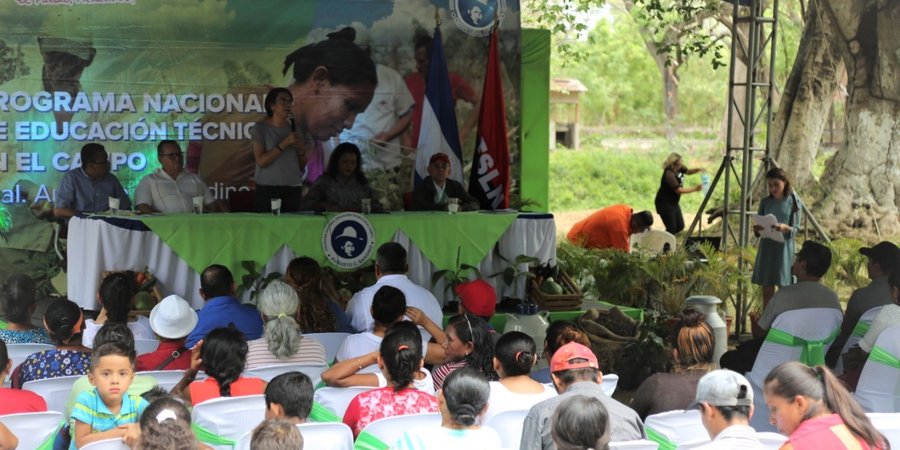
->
xmin=135 ymin=140 xmax=227 ymax=214
xmin=54 ymin=143 xmax=131 ymax=219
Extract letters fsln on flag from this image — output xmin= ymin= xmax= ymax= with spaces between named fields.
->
xmin=468 ymin=28 xmax=509 ymax=210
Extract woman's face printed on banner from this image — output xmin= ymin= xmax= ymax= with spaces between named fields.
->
xmin=291 ymin=68 xmax=375 ymax=141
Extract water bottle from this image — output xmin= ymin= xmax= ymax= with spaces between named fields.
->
xmin=701 ymin=173 xmax=710 ymax=196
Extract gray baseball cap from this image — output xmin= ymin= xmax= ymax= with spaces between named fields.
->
xmin=690 ymin=369 xmax=753 ymax=409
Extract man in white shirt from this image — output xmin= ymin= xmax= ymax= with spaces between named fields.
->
xmin=345 ymin=242 xmax=443 ymax=340
xmin=691 ymin=370 xmax=765 ymax=450
xmin=135 ymin=140 xmax=228 ymax=213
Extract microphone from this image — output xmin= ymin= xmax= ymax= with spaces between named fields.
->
xmin=288 ymin=114 xmax=296 ymax=132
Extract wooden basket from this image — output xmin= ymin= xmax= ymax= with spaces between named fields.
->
xmin=529 ymin=272 xmax=583 ymax=311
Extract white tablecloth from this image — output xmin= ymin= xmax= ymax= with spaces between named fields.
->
xmin=67 ymin=214 xmax=557 ymax=310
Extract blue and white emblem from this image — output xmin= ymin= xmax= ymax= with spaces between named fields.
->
xmin=450 ymin=0 xmax=506 ymax=37
xmin=322 ymin=212 xmax=375 ymax=269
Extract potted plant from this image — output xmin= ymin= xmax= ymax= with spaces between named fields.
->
xmin=432 ymin=247 xmax=484 ymax=310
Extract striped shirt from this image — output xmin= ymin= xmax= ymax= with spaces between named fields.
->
xmin=69 ymin=388 xmax=148 ymax=450
xmin=244 ymin=337 xmax=327 ymax=369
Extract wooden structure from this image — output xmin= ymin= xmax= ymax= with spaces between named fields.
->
xmin=549 ymin=77 xmax=587 ymax=150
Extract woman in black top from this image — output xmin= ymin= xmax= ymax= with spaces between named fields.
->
xmin=654 ymin=152 xmax=704 ymax=234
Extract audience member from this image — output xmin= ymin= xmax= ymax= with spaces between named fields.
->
xmin=70 ymin=341 xmax=149 ymax=449
xmin=53 ymin=143 xmax=132 ymax=219
xmin=82 ymin=272 xmax=154 ymax=348
xmin=763 ymin=362 xmax=888 ymax=449
xmin=720 ymin=240 xmax=841 ymax=373
xmin=10 ymin=299 xmax=91 ymax=388
xmin=0 ymin=340 xmax=47 ymax=414
xmin=284 ymin=256 xmax=352 ymax=333
xmin=250 ymin=419 xmax=303 ymax=450
xmin=335 ymin=286 xmax=406 ymax=370
xmin=432 ymin=313 xmax=497 ymax=391
xmin=631 ymin=308 xmax=715 ymax=419
xmin=566 ymin=204 xmax=654 ymax=252
xmin=455 ymin=279 xmax=497 ymax=325
xmin=752 ymin=168 xmax=802 ymax=310
xmin=551 ymin=395 xmax=611 ymax=450
xmin=135 ymin=140 xmax=226 ymax=214
xmin=393 ymin=368 xmax=502 ymax=450
xmin=136 ymin=396 xmax=201 ymax=450
xmin=531 ymin=320 xmax=591 ymax=384
xmin=299 ymin=142 xmax=382 ymax=212
xmin=345 ymin=242 xmax=443 ymax=339
xmin=173 ymin=325 xmax=266 ymax=406
xmin=263 ymin=371 xmax=314 ymax=424
xmin=521 ymin=342 xmax=644 ymax=449
xmin=136 ymin=295 xmax=198 ymax=371
xmin=185 ymin=265 xmax=263 ymax=348
xmin=0 ymin=422 xmax=16 ymax=450
xmin=245 ymin=281 xmax=326 ymax=369
xmin=410 ymin=152 xmax=479 ymax=212
xmin=690 ymin=370 xmax=764 ymax=450
xmin=483 ymin=331 xmax=556 ymax=422
xmin=66 ymin=323 xmax=157 ymax=419
xmin=0 ymin=273 xmax=52 ymax=344
xmin=342 ymin=325 xmax=438 ymax=437
xmin=838 ymin=269 xmax=900 ymax=389
xmin=826 ymin=240 xmax=899 ymax=367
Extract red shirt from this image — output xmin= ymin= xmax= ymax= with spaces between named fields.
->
xmin=567 ymin=204 xmax=633 ymax=252
xmin=189 ymin=376 xmax=265 ymax=406
xmin=787 ymin=413 xmax=882 ymax=450
xmin=135 ymin=339 xmax=192 ymax=372
xmin=342 ymin=386 xmax=438 ymax=437
xmin=0 ymin=387 xmax=47 ymax=414
xmin=404 ymin=71 xmax=477 ymax=148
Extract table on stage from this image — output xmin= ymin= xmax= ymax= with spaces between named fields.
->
xmin=67 ymin=211 xmax=557 ymax=310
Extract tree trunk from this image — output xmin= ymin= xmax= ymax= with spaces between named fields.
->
xmin=814 ymin=0 xmax=900 ymax=237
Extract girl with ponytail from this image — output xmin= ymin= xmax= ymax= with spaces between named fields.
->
xmin=764 ymin=361 xmax=889 ymax=449
xmin=245 ymin=281 xmax=326 ymax=369
xmin=483 ymin=331 xmax=556 ymax=421
xmin=82 ymin=271 xmax=154 ymax=347
xmin=11 ymin=299 xmax=91 ymax=388
xmin=394 ymin=367 xmax=503 ymax=450
xmin=174 ymin=325 xmax=266 ymax=405
xmin=342 ymin=326 xmax=438 ymax=438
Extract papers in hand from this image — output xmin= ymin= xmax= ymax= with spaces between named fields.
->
xmin=754 ymin=214 xmax=785 ymax=243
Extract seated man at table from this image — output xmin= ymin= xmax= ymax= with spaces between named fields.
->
xmin=410 ymin=152 xmax=479 ymax=211
xmin=135 ymin=140 xmax=228 ymax=214
xmin=53 ymin=143 xmax=132 ymax=219
xmin=566 ymin=204 xmax=653 ymax=252
xmin=185 ymin=264 xmax=263 ymax=348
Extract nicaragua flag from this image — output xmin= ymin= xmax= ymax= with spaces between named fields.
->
xmin=468 ymin=28 xmax=509 ymax=209
xmin=415 ymin=27 xmax=464 ymax=186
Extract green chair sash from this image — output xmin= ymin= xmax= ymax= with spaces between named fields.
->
xmin=869 ymin=346 xmax=900 ymax=369
xmin=852 ymin=321 xmax=871 ymax=337
xmin=765 ymin=327 xmax=840 ymax=366
xmin=34 ymin=420 xmax=64 ymax=450
xmin=644 ymin=426 xmax=677 ymax=450
xmin=309 ymin=402 xmax=341 ymax=423
xmin=353 ymin=430 xmax=389 ymax=450
xmin=0 ymin=319 xmax=7 ymax=329
xmin=192 ymin=422 xmax=237 ymax=447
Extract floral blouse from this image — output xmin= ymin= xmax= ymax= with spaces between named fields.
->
xmin=11 ymin=349 xmax=92 ymax=388
xmin=342 ymin=386 xmax=438 ymax=437
xmin=0 ymin=328 xmax=53 ymax=344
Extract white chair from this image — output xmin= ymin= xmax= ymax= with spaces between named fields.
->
xmin=0 ymin=411 xmax=64 ymax=450
xmin=643 ymin=409 xmax=708 ymax=450
xmin=630 ymin=230 xmax=676 ymax=255
xmin=192 ymin=394 xmax=266 ymax=450
xmin=4 ymin=343 xmax=54 ymax=384
xmin=867 ymin=412 xmax=900 ymax=448
xmin=854 ymin=325 xmax=900 ymax=413
xmin=244 ymin=363 xmax=327 ymax=385
xmin=313 ymin=386 xmax=373 ymax=418
xmin=609 ymin=440 xmax=660 ymax=449
xmin=756 ymin=431 xmax=788 ymax=449
xmin=236 ymin=421 xmax=353 ymax=450
xmin=835 ymin=306 xmax=883 ymax=375
xmin=80 ymin=438 xmax=130 ymax=449
xmin=22 ymin=375 xmax=82 ymax=413
xmin=137 ymin=370 xmax=187 ymax=391
xmin=305 ymin=332 xmax=350 ymax=362
xmin=485 ymin=409 xmax=529 ymax=450
xmin=357 ymin=412 xmax=441 ymax=449
xmin=602 ymin=373 xmax=620 ymax=396
xmin=134 ymin=338 xmax=161 ymax=355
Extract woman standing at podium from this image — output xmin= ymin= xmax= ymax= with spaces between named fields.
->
xmin=251 ymin=87 xmax=307 ymax=213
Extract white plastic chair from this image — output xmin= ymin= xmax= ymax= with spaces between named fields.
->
xmin=630 ymin=230 xmax=676 ymax=255
xmin=756 ymin=431 xmax=788 ymax=449
xmin=134 ymin=339 xmax=161 ymax=355
xmin=867 ymin=412 xmax=900 ymax=448
xmin=4 ymin=343 xmax=54 ymax=384
xmin=835 ymin=306 xmax=883 ymax=375
xmin=305 ymin=332 xmax=350 ymax=362
xmin=602 ymin=373 xmax=620 ymax=396
xmin=22 ymin=375 xmax=82 ymax=413
xmin=485 ymin=409 xmax=529 ymax=450
xmin=244 ymin=363 xmax=327 ymax=385
xmin=854 ymin=325 xmax=900 ymax=413
xmin=0 ymin=411 xmax=64 ymax=450
xmin=313 ymin=386 xmax=373 ymax=418
xmin=192 ymin=394 xmax=266 ymax=450
xmin=137 ymin=370 xmax=187 ymax=391
xmin=609 ymin=440 xmax=660 ymax=449
xmin=357 ymin=413 xmax=441 ymax=448
xmin=643 ymin=409 xmax=707 ymax=450
xmin=80 ymin=438 xmax=130 ymax=449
